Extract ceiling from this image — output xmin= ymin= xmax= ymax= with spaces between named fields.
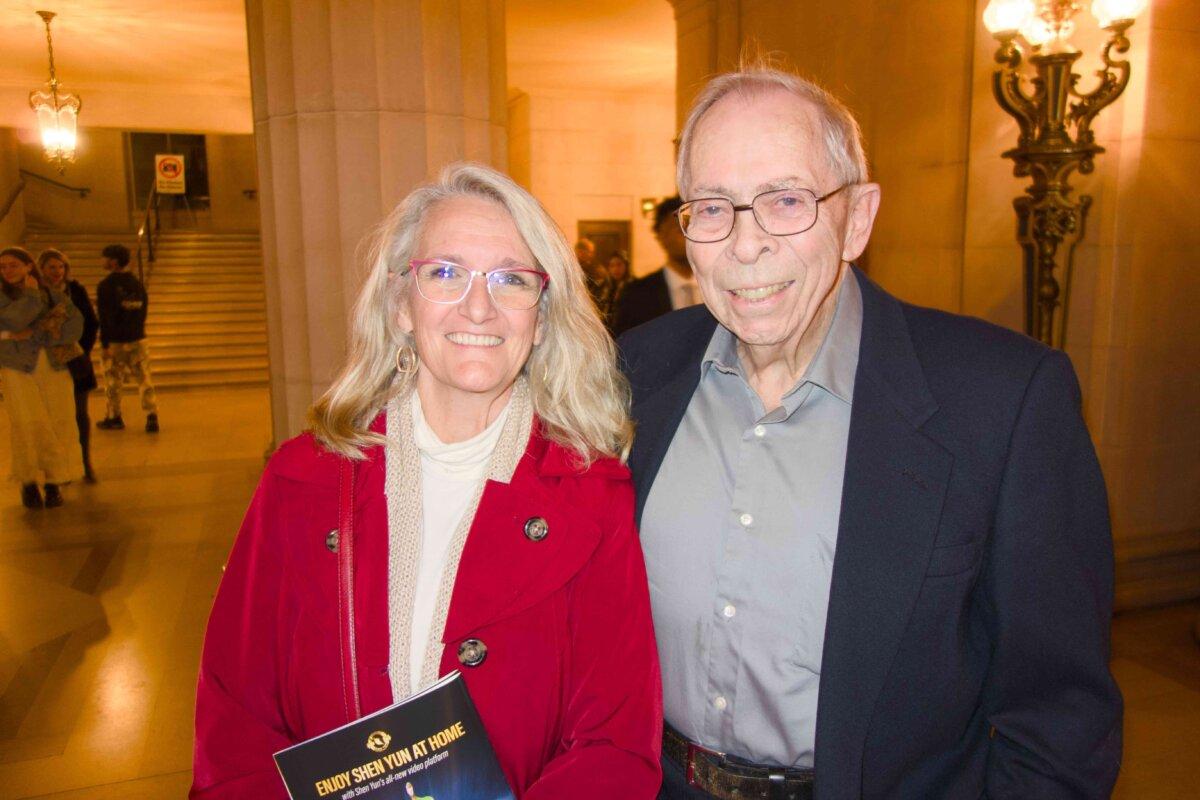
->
xmin=0 ymin=0 xmax=251 ymax=96
xmin=507 ymin=0 xmax=675 ymax=95
xmin=0 ymin=0 xmax=674 ymax=130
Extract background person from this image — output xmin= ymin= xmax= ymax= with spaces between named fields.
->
xmin=620 ymin=67 xmax=1121 ymax=799
xmin=39 ymin=249 xmax=100 ymax=482
xmin=192 ymin=164 xmax=662 ymax=799
xmin=612 ymin=196 xmax=698 ymax=336
xmin=0 ymin=246 xmax=84 ymax=508
xmin=575 ymin=236 xmax=616 ymax=322
xmin=96 ymin=243 xmax=159 ymax=433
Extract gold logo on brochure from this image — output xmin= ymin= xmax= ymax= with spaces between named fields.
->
xmin=366 ymin=730 xmax=391 ymax=752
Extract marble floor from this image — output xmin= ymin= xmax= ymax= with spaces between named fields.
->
xmin=0 ymin=386 xmax=1198 ymax=799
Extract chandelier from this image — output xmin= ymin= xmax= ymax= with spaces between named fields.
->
xmin=981 ymin=0 xmax=1147 ymax=348
xmin=28 ymin=10 xmax=82 ymax=173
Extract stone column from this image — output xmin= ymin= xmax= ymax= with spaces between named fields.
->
xmin=670 ymin=0 xmax=742 ymax=134
xmin=245 ymin=0 xmax=507 ymax=444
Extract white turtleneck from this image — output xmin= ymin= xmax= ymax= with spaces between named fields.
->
xmin=408 ymin=391 xmax=510 ymax=692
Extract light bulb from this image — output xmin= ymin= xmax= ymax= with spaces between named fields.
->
xmin=1020 ymin=15 xmax=1056 ymax=47
xmin=1092 ymin=0 xmax=1148 ymax=27
xmin=984 ymin=0 xmax=1035 ymax=34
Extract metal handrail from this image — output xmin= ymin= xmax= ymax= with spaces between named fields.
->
xmin=18 ymin=168 xmax=90 ymax=198
xmin=136 ymin=184 xmax=159 ymax=284
xmin=0 ymin=179 xmax=26 ymax=226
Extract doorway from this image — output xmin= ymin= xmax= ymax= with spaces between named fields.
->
xmin=127 ymin=132 xmax=212 ymax=228
xmin=577 ymin=220 xmax=631 ymax=274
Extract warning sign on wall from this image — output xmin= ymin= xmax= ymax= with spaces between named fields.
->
xmin=155 ymin=154 xmax=186 ymax=195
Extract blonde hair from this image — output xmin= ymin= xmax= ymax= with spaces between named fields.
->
xmin=36 ymin=248 xmax=71 ymax=279
xmin=309 ymin=162 xmax=633 ymax=465
xmin=676 ymin=62 xmax=869 ymax=196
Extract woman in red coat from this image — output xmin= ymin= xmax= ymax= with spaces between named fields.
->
xmin=192 ymin=164 xmax=662 ymax=798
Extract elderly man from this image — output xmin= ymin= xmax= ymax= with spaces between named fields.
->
xmin=619 ymin=68 xmax=1121 ymax=799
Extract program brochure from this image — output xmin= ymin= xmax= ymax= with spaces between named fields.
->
xmin=274 ymin=671 xmax=514 ymax=800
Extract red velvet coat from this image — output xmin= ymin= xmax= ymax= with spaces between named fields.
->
xmin=191 ymin=418 xmax=663 ymax=798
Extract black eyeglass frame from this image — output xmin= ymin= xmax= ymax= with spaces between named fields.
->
xmin=676 ymin=184 xmax=853 ymax=243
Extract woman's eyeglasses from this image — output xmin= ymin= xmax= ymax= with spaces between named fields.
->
xmin=405 ymin=259 xmax=549 ymax=311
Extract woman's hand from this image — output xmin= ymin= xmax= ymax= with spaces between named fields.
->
xmin=23 ymin=274 xmax=39 ymax=290
xmin=1 ymin=328 xmax=35 ymax=341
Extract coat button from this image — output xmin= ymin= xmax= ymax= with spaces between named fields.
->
xmin=457 ymin=638 xmax=487 ymax=667
xmin=523 ymin=516 xmax=549 ymax=542
xmin=325 ymin=529 xmax=339 ymax=553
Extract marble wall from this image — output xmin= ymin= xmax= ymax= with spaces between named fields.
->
xmin=671 ymin=0 xmax=1200 ymax=607
xmin=206 ymin=135 xmax=261 ymax=232
xmin=245 ymin=0 xmax=509 ymax=444
xmin=507 ymin=87 xmax=678 ymax=276
xmin=0 ymin=130 xmax=24 ymax=245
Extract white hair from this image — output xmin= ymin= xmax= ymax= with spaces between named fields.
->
xmin=676 ymin=65 xmax=869 ymax=196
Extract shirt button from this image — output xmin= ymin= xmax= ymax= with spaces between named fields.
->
xmin=723 ymin=604 xmax=736 ymax=618
xmin=739 ymin=512 xmax=753 ymax=528
xmin=754 ymin=425 xmax=766 ymax=438
xmin=713 ymin=695 xmax=727 ymax=711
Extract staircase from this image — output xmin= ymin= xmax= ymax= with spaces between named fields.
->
xmin=20 ymin=231 xmax=269 ymax=390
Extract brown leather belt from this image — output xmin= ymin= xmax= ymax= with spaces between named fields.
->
xmin=663 ymin=724 xmax=815 ymax=800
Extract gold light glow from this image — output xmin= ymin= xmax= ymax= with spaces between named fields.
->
xmin=28 ymin=11 xmax=82 ymax=172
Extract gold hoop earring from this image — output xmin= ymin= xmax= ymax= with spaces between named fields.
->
xmin=396 ymin=344 xmax=418 ymax=375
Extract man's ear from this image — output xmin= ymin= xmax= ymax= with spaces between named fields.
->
xmin=842 ymin=182 xmax=881 ymax=263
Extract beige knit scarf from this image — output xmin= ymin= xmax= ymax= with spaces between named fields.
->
xmin=384 ymin=377 xmax=533 ymax=700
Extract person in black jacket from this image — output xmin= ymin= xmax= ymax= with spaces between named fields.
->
xmin=96 ymin=243 xmax=159 ymax=433
xmin=611 ymin=196 xmax=699 ymax=336
xmin=40 ymin=249 xmax=99 ymax=482
xmin=620 ymin=66 xmax=1121 ymax=799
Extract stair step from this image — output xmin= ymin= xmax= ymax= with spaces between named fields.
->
xmin=150 ymin=299 xmax=265 ymax=312
xmin=141 ymin=330 xmax=266 ymax=344
xmin=146 ymin=322 xmax=267 ymax=336
xmin=147 ymin=309 xmax=266 ymax=323
xmin=147 ymin=342 xmax=267 ymax=358
xmin=153 ymin=372 xmax=268 ymax=388
xmin=143 ymin=276 xmax=263 ymax=287
xmin=145 ymin=291 xmax=267 ymax=303
xmin=150 ymin=356 xmax=269 ymax=372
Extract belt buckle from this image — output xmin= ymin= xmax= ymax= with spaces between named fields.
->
xmin=684 ymin=740 xmax=723 ymax=789
xmin=767 ymin=770 xmax=786 ymax=800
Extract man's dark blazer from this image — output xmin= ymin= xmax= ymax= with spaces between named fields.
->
xmin=617 ymin=268 xmax=1122 ymax=799
xmin=613 ymin=268 xmax=672 ymax=336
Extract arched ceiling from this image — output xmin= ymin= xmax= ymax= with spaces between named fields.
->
xmin=0 ymin=0 xmax=674 ymax=131
xmin=0 ymin=0 xmax=251 ymax=130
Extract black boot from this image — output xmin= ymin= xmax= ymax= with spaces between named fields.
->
xmin=97 ymin=415 xmax=125 ymax=430
xmin=21 ymin=483 xmax=43 ymax=509
xmin=43 ymin=484 xmax=64 ymax=508
xmin=145 ymin=413 xmax=159 ymax=433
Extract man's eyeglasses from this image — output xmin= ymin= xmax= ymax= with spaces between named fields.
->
xmin=404 ymin=259 xmax=550 ymax=311
xmin=676 ymin=184 xmax=852 ymax=243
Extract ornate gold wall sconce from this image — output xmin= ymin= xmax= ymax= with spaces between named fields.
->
xmin=982 ymin=0 xmax=1146 ymax=348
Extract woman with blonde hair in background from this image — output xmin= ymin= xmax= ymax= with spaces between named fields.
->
xmin=193 ymin=163 xmax=662 ymax=798
xmin=0 ymin=246 xmax=84 ymax=508
xmin=39 ymin=249 xmax=100 ymax=482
